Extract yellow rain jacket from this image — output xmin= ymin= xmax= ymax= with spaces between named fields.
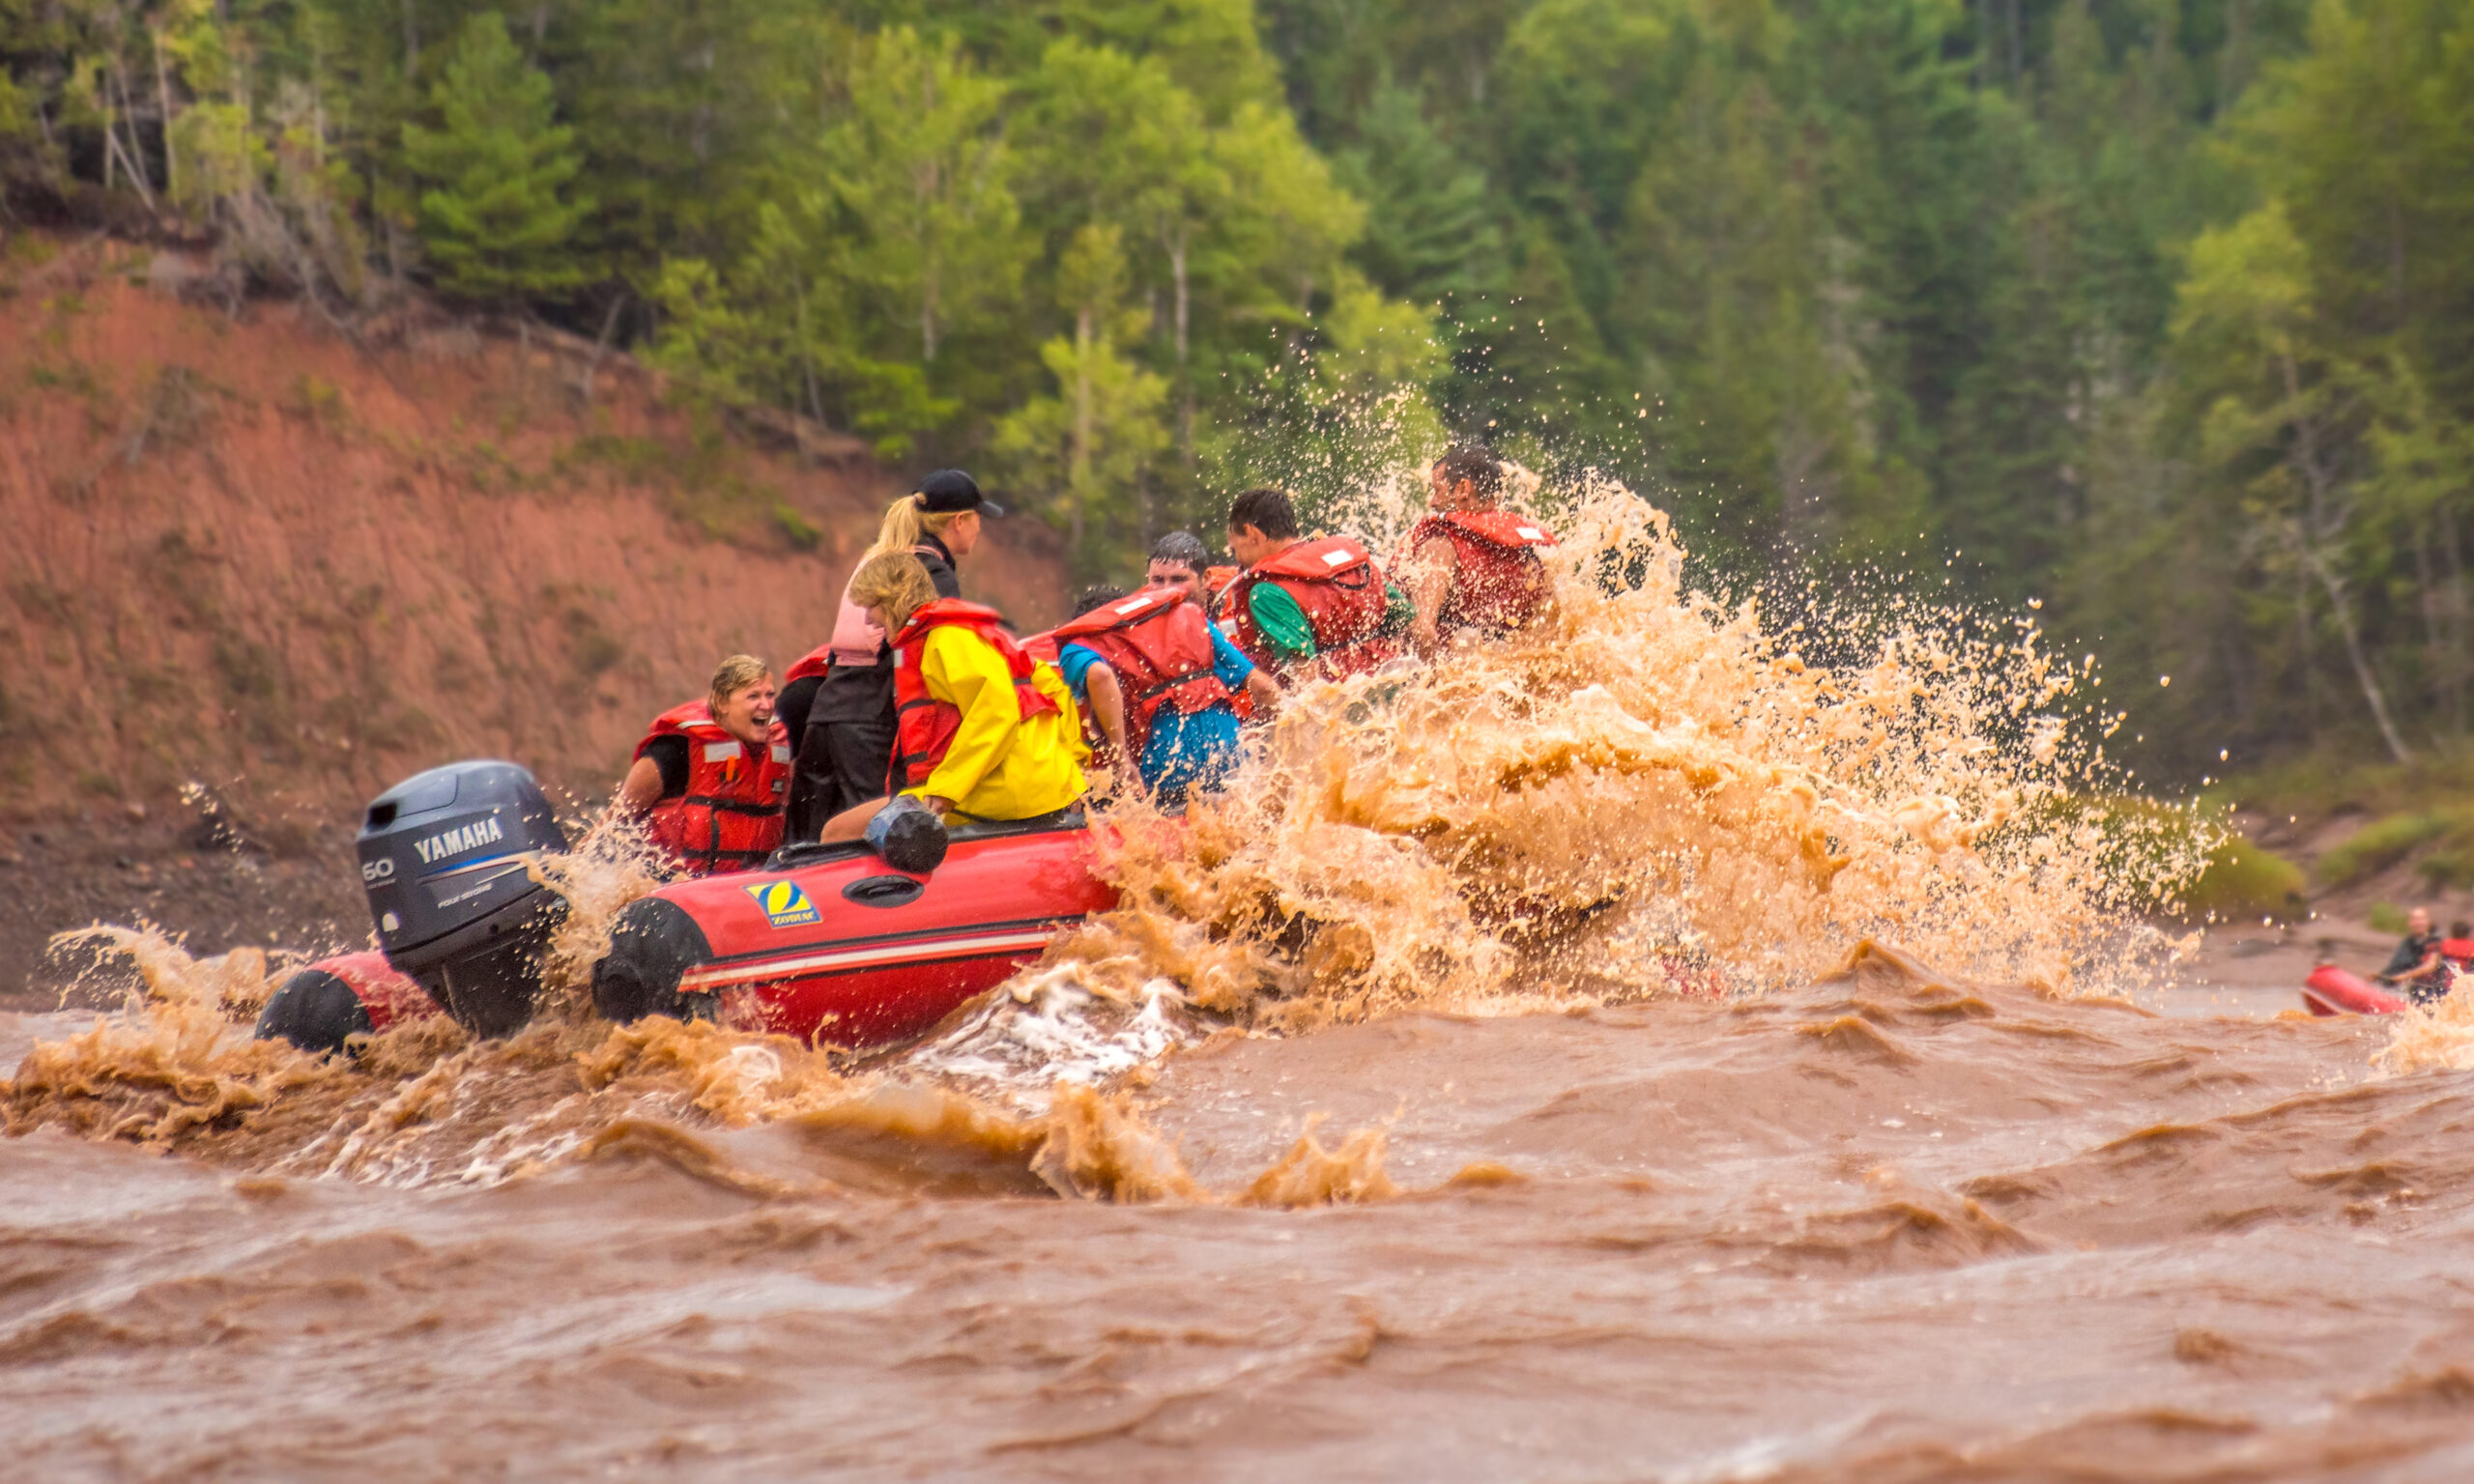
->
xmin=905 ymin=625 xmax=1088 ymax=820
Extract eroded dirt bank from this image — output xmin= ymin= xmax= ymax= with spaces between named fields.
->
xmin=0 ymin=236 xmax=1069 ymax=990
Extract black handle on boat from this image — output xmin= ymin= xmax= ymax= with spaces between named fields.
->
xmin=843 ymin=874 xmax=929 ymax=909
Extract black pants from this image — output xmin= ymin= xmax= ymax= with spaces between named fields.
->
xmin=775 ymin=674 xmax=823 ymax=759
xmin=784 ymin=666 xmax=898 ymax=840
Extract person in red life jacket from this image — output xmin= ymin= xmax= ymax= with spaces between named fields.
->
xmin=1142 ymin=529 xmax=1281 ymax=726
xmin=1402 ymin=442 xmax=1559 ymax=657
xmin=616 ymin=654 xmax=792 ymax=875
xmin=1139 ymin=533 xmax=1272 ymax=725
xmin=816 ymin=553 xmax=1087 ymax=844
xmin=1052 ymin=567 xmax=1273 ymax=809
xmin=1220 ymin=487 xmax=1411 ymax=681
xmin=784 ymin=471 xmax=994 ymax=839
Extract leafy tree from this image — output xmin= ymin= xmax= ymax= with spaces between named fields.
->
xmin=2174 ymin=201 xmax=2406 ymax=760
xmin=401 ymin=12 xmax=590 ymax=302
xmin=815 ymin=26 xmax=1029 ymax=419
xmin=992 ymin=222 xmax=1172 ymax=572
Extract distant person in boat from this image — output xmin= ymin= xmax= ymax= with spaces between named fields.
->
xmin=1220 ymin=487 xmax=1409 ymax=680
xmin=1053 ymin=549 xmax=1277 ymax=809
xmin=783 ymin=471 xmax=996 ymax=838
xmin=816 ymin=553 xmax=1087 ymax=844
xmin=1401 ymin=442 xmax=1559 ymax=658
xmin=616 ymin=654 xmax=791 ymax=876
xmin=2376 ymin=907 xmax=2449 ymax=1002
xmin=2445 ymin=922 xmax=2474 ymax=968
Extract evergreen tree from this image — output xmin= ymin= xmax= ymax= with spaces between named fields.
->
xmin=11 ymin=0 xmax=2470 ymax=776
xmin=401 ymin=12 xmax=590 ymax=302
xmin=992 ymin=222 xmax=1172 ymax=574
xmin=815 ymin=26 xmax=1029 ymax=429
xmin=1331 ymin=82 xmax=1503 ymax=307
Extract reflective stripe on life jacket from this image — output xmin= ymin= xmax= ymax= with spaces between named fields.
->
xmin=1221 ymin=536 xmax=1398 ymax=679
xmin=890 ymin=600 xmax=1063 ymax=791
xmin=1049 ymin=587 xmax=1232 ymax=757
xmin=1406 ymin=509 xmax=1558 ymax=635
xmin=636 ymin=700 xmax=791 ymax=875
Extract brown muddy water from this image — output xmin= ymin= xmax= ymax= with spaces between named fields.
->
xmin=11 ymin=481 xmax=2474 ymax=1480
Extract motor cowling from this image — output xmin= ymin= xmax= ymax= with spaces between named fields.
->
xmin=357 ymin=760 xmax=568 ymax=1037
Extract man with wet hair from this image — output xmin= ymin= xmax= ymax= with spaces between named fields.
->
xmin=1051 ymin=548 xmax=1272 ymax=806
xmin=1146 ymin=529 xmax=1278 ymax=715
xmin=1221 ymin=489 xmax=1410 ymax=679
xmin=1402 ymin=442 xmax=1559 ymax=657
xmin=1145 ymin=531 xmax=1210 ymax=599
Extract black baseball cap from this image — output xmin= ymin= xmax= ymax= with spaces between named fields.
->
xmin=916 ymin=469 xmax=1003 ymax=516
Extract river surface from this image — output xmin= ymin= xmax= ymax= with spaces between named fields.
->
xmin=9 ymin=950 xmax=2474 ymax=1481
xmin=12 ymin=482 xmax=2474 ymax=1479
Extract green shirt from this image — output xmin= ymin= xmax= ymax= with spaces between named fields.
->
xmin=1247 ymin=577 xmax=1413 ymax=664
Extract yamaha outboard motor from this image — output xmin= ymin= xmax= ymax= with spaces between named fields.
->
xmin=357 ymin=761 xmax=568 ymax=1037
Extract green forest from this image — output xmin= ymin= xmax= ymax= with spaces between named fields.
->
xmin=2 ymin=0 xmax=2469 ymax=784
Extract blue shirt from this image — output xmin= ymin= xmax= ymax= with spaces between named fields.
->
xmin=1059 ymin=617 xmax=1255 ymax=807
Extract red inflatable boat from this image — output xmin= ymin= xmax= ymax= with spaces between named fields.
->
xmin=2300 ymin=963 xmax=2409 ymax=1017
xmin=590 ymin=813 xmax=1118 ymax=1047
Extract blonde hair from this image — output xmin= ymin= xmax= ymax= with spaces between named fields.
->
xmin=706 ymin=653 xmax=773 ymax=714
xmin=846 ymin=553 xmax=938 ymax=635
xmin=863 ymin=493 xmax=966 ymax=561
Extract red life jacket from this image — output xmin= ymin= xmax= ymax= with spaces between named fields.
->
xmin=783 ymin=643 xmax=834 ymax=685
xmin=1406 ymin=509 xmax=1559 ymax=634
xmin=1049 ymin=588 xmax=1232 ymax=757
xmin=636 ymin=700 xmax=791 ymax=875
xmin=890 ymin=600 xmax=1063 ymax=791
xmin=1222 ymin=536 xmax=1399 ymax=678
xmin=2444 ymin=937 xmax=2474 ymax=963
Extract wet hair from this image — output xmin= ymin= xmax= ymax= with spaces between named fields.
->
xmin=1149 ymin=530 xmax=1211 ymax=573
xmin=707 ymin=654 xmax=773 ymax=714
xmin=1433 ymin=443 xmax=1505 ymax=499
xmin=2453 ymin=921 xmax=2470 ymax=938
xmin=863 ymin=493 xmax=966 ymax=561
xmin=1227 ymin=488 xmax=1299 ymax=541
xmin=845 ymin=552 xmax=938 ymax=634
xmin=1072 ymin=584 xmax=1129 ymax=617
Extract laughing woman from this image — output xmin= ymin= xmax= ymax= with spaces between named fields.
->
xmin=617 ymin=654 xmax=791 ymax=876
